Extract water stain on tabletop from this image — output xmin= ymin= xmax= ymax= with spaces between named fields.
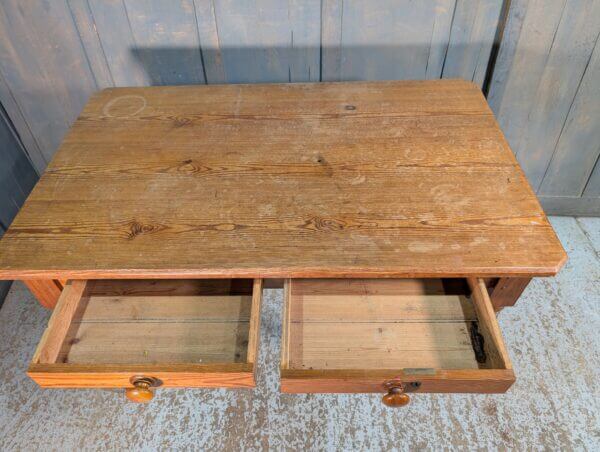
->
xmin=102 ymin=95 xmax=147 ymax=118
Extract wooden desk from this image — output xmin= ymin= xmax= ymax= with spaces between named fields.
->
xmin=0 ymin=80 xmax=566 ymax=404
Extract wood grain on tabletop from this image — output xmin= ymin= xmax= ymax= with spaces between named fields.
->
xmin=0 ymin=80 xmax=566 ymax=279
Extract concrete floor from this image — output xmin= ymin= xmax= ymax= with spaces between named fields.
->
xmin=0 ymin=217 xmax=598 ymax=450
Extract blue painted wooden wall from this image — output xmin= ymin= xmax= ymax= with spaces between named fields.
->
xmin=0 ymin=0 xmax=502 ymax=171
xmin=0 ymin=0 xmax=598 ymax=215
xmin=489 ymin=0 xmax=600 ymax=215
xmin=0 ymin=106 xmax=37 ymax=233
xmin=0 ymin=104 xmax=38 ymax=302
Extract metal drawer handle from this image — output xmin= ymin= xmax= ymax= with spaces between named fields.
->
xmin=125 ymin=376 xmax=162 ymax=403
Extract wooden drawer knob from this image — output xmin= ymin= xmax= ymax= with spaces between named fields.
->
xmin=382 ymin=386 xmax=410 ymax=407
xmin=125 ymin=376 xmax=161 ymax=403
xmin=382 ymin=381 xmax=411 ymax=407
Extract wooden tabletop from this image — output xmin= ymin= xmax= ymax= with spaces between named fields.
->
xmin=0 ymin=80 xmax=566 ymax=279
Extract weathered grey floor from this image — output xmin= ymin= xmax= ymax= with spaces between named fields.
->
xmin=0 ymin=217 xmax=598 ymax=451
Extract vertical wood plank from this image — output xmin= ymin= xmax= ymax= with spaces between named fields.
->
xmin=516 ymin=0 xmax=600 ymax=191
xmin=211 ymin=0 xmax=320 ymax=83
xmin=539 ymin=36 xmax=600 ymax=197
xmin=11 ymin=0 xmax=97 ymax=125
xmin=0 ymin=72 xmax=46 ymax=173
xmin=67 ymin=0 xmax=114 ymax=89
xmin=490 ymin=0 xmax=567 ymax=164
xmin=288 ymin=0 xmax=320 ymax=82
xmin=23 ymin=280 xmax=63 ymax=310
xmin=442 ymin=0 xmax=479 ymax=79
xmin=487 ymin=277 xmax=532 ymax=311
xmin=425 ymin=0 xmax=457 ymax=79
xmin=194 ymin=0 xmax=226 ymax=83
xmin=125 ymin=0 xmax=205 ymax=85
xmin=32 ymin=280 xmax=88 ymax=363
xmin=468 ymin=278 xmax=513 ymax=368
xmin=321 ymin=0 xmax=343 ymax=81
xmin=487 ymin=0 xmax=529 ymax=114
xmin=470 ymin=0 xmax=504 ymax=87
xmin=0 ymin=0 xmax=93 ymax=164
xmin=583 ymin=158 xmax=600 ymax=198
xmin=442 ymin=0 xmax=503 ymax=87
xmin=0 ymin=228 xmax=9 ymax=306
xmin=212 ymin=0 xmax=286 ymax=83
xmin=88 ymin=0 xmax=152 ymax=86
xmin=0 ymin=156 xmax=20 ymax=230
xmin=246 ymin=279 xmax=263 ymax=364
xmin=339 ymin=0 xmax=442 ymax=81
xmin=280 ymin=279 xmax=292 ymax=369
xmin=0 ymin=105 xmax=38 ymax=230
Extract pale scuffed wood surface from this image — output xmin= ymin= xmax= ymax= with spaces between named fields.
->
xmin=59 ymin=322 xmax=250 ymax=364
xmin=0 ymin=218 xmax=596 ymax=448
xmin=288 ymin=321 xmax=482 ymax=369
xmin=0 ymin=81 xmax=565 ymax=279
xmin=468 ymin=278 xmax=513 ymax=369
xmin=246 ymin=279 xmax=263 ymax=364
xmin=30 ymin=279 xmax=263 ymax=388
xmin=53 ymin=280 xmax=255 ymax=365
xmin=284 ymin=278 xmax=509 ymax=371
xmin=32 ymin=280 xmax=88 ymax=364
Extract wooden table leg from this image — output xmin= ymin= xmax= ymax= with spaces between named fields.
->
xmin=488 ymin=278 xmax=532 ymax=311
xmin=23 ymin=279 xmax=64 ymax=309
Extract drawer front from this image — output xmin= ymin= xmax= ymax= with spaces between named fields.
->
xmin=281 ymin=278 xmax=515 ymax=398
xmin=280 ymin=369 xmax=515 ymax=394
xmin=28 ymin=278 xmax=263 ymax=397
xmin=28 ymin=364 xmax=255 ymax=389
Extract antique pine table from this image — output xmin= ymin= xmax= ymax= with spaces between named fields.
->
xmin=0 ymin=80 xmax=566 ymax=405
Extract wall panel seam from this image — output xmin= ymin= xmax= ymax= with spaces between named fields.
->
xmin=66 ymin=0 xmax=99 ymax=91
xmin=581 ymin=151 xmax=600 ymax=196
xmin=0 ymin=71 xmax=45 ymax=172
xmin=191 ymin=0 xmax=209 ymax=84
xmin=440 ymin=0 xmax=459 ymax=77
xmin=538 ymin=27 xmax=600 ymax=195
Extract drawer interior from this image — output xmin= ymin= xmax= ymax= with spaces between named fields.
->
xmin=281 ymin=278 xmax=514 ymax=393
xmin=57 ymin=279 xmax=254 ymax=365
xmin=29 ymin=278 xmax=262 ymax=388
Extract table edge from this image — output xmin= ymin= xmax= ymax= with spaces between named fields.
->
xmin=0 ymin=258 xmax=567 ymax=281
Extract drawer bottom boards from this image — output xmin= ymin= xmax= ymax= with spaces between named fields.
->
xmin=27 ymin=277 xmax=515 ymax=403
xmin=280 ymin=278 xmax=515 ymax=394
xmin=28 ymin=279 xmax=263 ymax=390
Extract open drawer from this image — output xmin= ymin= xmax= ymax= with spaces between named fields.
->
xmin=28 ymin=278 xmax=263 ymax=402
xmin=281 ymin=278 xmax=514 ymax=406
